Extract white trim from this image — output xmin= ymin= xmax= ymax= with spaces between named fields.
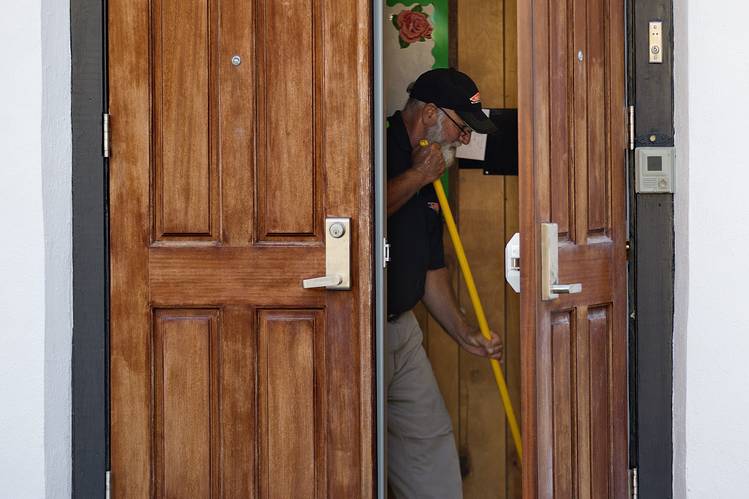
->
xmin=42 ymin=0 xmax=73 ymax=496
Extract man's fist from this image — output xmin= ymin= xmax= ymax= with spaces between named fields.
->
xmin=459 ymin=325 xmax=503 ymax=360
xmin=411 ymin=142 xmax=446 ymax=186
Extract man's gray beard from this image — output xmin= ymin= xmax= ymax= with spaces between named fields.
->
xmin=441 ymin=144 xmax=457 ymax=168
xmin=426 ymin=117 xmax=461 ymax=168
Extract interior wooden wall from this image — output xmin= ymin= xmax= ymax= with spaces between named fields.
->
xmin=417 ymin=0 xmax=521 ymax=497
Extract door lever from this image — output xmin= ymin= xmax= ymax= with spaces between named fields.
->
xmin=303 ymin=275 xmax=342 ymax=289
xmin=301 ymin=218 xmax=351 ymax=290
xmin=541 ymin=223 xmax=582 ymax=300
xmin=550 ymin=283 xmax=582 ymax=294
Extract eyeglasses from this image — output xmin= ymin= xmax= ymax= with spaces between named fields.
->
xmin=437 ymin=107 xmax=474 ymax=137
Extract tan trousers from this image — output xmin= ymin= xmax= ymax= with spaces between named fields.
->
xmin=386 ymin=311 xmax=463 ymax=499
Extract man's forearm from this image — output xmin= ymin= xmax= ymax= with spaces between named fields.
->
xmin=421 ymin=267 xmax=469 ymax=340
xmin=387 ymin=169 xmax=426 ymax=216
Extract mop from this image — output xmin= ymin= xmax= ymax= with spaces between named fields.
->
xmin=420 ymin=139 xmax=523 ymax=460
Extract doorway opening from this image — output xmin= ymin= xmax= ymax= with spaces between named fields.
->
xmin=382 ymin=0 xmax=522 ymax=496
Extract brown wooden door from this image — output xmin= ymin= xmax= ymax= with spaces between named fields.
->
xmin=108 ymin=0 xmax=373 ymax=497
xmin=518 ymin=0 xmax=628 ymax=497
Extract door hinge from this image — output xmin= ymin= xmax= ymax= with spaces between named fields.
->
xmin=383 ymin=238 xmax=390 ymax=269
xmin=629 ymin=467 xmax=638 ymax=499
xmin=628 ymin=106 xmax=635 ymax=151
xmin=106 ymin=470 xmax=111 ymax=499
xmin=103 ymin=113 xmax=111 ymax=158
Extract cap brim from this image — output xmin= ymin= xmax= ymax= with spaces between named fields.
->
xmin=457 ymin=110 xmax=499 ymax=135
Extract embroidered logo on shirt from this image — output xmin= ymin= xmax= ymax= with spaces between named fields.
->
xmin=427 ymin=202 xmax=440 ymax=213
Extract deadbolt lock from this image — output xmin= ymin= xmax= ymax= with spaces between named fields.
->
xmin=329 ymin=222 xmax=346 ymax=239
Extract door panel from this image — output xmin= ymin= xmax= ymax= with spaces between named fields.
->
xmin=519 ymin=0 xmax=628 ymax=496
xmin=109 ymin=0 xmax=373 ymax=496
xmin=153 ymin=309 xmax=219 ymax=498
xmin=151 ymin=0 xmax=218 ymax=240
xmin=258 ymin=310 xmax=325 ymax=499
xmin=256 ymin=0 xmax=322 ymax=240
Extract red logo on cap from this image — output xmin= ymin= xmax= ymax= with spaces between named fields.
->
xmin=469 ymin=92 xmax=481 ymax=104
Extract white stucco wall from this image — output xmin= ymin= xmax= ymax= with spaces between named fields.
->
xmin=0 ymin=1 xmax=71 ymax=498
xmin=674 ymin=0 xmax=749 ymax=497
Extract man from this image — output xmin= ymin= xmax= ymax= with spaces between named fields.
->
xmin=386 ymin=68 xmax=504 ymax=498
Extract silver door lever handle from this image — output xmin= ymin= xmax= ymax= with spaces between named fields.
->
xmin=303 ymin=275 xmax=343 ymax=289
xmin=550 ymin=283 xmax=582 ymax=294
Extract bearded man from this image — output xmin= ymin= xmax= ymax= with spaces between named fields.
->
xmin=385 ymin=68 xmax=504 ymax=498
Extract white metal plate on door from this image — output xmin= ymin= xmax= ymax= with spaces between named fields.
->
xmin=302 ymin=217 xmax=351 ymax=290
xmin=505 ymin=232 xmax=520 ymax=293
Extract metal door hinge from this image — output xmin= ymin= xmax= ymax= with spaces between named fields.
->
xmin=629 ymin=467 xmax=638 ymax=499
xmin=383 ymin=238 xmax=391 ymax=268
xmin=103 ymin=113 xmax=111 ymax=158
xmin=628 ymin=106 xmax=635 ymax=151
xmin=106 ymin=470 xmax=111 ymax=499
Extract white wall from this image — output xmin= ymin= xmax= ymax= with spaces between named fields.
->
xmin=0 ymin=1 xmax=72 ymax=498
xmin=673 ymin=0 xmax=749 ymax=497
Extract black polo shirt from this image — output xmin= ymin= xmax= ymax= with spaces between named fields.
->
xmin=387 ymin=111 xmax=445 ymax=316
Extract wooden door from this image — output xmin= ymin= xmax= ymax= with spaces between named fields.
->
xmin=108 ymin=0 xmax=373 ymax=497
xmin=518 ymin=0 xmax=628 ymax=497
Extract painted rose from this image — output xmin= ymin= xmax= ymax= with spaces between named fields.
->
xmin=397 ymin=9 xmax=433 ymax=45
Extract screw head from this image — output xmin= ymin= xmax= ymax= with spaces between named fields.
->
xmin=231 ymin=55 xmax=241 ymax=66
xmin=329 ymin=222 xmax=345 ymax=239
xmin=577 ymin=50 xmax=584 ymax=62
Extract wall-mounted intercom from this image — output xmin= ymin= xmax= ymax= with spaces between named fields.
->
xmin=635 ymin=147 xmax=675 ymax=194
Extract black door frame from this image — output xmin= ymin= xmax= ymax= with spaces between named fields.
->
xmin=71 ymin=1 xmax=108 ymax=497
xmin=70 ymin=0 xmax=677 ymax=497
xmin=629 ymin=0 xmax=676 ymax=497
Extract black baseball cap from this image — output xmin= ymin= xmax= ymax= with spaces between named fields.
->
xmin=409 ymin=68 xmax=498 ymax=134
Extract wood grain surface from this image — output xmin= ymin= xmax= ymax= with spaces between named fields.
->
xmin=109 ymin=0 xmax=373 ymax=496
xmin=518 ymin=0 xmax=628 ymax=496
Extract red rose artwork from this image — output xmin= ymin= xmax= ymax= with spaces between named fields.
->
xmin=392 ymin=5 xmax=433 ymax=48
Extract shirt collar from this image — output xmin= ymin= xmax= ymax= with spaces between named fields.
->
xmin=388 ymin=111 xmax=412 ymax=153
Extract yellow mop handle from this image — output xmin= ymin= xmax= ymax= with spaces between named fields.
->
xmin=421 ymin=139 xmax=523 ymax=460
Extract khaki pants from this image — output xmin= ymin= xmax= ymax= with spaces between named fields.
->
xmin=386 ymin=311 xmax=463 ymax=499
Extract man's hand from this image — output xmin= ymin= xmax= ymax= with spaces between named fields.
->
xmin=456 ymin=323 xmax=503 ymax=360
xmin=411 ymin=142 xmax=446 ymax=186
xmin=387 ymin=142 xmax=446 ymax=216
xmin=422 ymin=268 xmax=504 ymax=360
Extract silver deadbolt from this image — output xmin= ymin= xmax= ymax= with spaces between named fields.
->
xmin=329 ymin=222 xmax=346 ymax=238
xmin=302 ymin=217 xmax=351 ymax=290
